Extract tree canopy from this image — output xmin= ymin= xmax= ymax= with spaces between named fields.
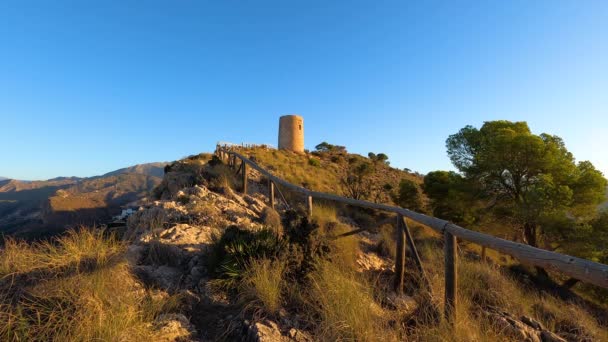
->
xmin=315 ymin=141 xmax=346 ymax=153
xmin=444 ymin=120 xmax=606 ymax=249
xmin=393 ymin=179 xmax=424 ymax=212
xmin=368 ymin=152 xmax=390 ymax=165
xmin=423 ymin=171 xmax=476 ymax=226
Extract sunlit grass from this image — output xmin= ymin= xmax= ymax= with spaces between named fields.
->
xmin=0 ymin=228 xmax=179 ymax=341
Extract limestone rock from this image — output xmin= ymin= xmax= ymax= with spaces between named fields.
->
xmin=125 ymin=244 xmax=145 ymax=265
xmin=134 ymin=265 xmax=183 ymax=290
xmin=288 ymin=328 xmax=313 ymax=342
xmin=156 ymin=223 xmax=216 ymax=254
xmin=154 ymin=313 xmax=196 ymax=341
xmin=540 ymin=330 xmax=567 ymax=342
xmin=357 ymin=252 xmax=391 ymax=272
xmin=246 ymin=320 xmax=284 ymax=342
xmin=244 ymin=194 xmax=268 ymax=215
xmin=387 ymin=293 xmax=418 ymax=314
xmin=521 ymin=315 xmax=544 ymax=330
xmin=484 ymin=308 xmax=570 ymax=342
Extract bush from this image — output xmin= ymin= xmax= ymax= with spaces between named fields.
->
xmin=394 ymin=179 xmax=424 ymax=212
xmin=206 ymin=163 xmax=239 ymax=192
xmin=176 ymin=194 xmax=190 ymax=205
xmin=208 ymin=227 xmax=286 ymax=287
xmin=308 ymin=158 xmax=321 ymax=167
xmin=260 ymin=207 xmax=282 ymax=234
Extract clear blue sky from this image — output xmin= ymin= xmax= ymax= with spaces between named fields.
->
xmin=1 ymin=1 xmax=607 ymax=180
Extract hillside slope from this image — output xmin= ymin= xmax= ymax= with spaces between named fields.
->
xmin=0 ymin=163 xmax=165 ymax=238
xmin=101 ymin=162 xmax=168 ymax=178
xmin=2 ymin=148 xmax=606 ymax=341
xmin=247 ymin=147 xmax=424 ymax=205
xmin=127 ymin=148 xmax=608 ymax=340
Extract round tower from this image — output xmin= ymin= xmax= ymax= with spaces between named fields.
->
xmin=278 ymin=115 xmax=304 ymax=153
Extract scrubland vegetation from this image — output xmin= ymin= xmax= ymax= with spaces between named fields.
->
xmin=0 ymin=228 xmax=179 ymax=341
xmin=220 ymin=125 xmax=608 ymax=340
xmin=205 ymin=198 xmax=607 ymax=341
xmin=1 ymin=121 xmax=606 ymax=340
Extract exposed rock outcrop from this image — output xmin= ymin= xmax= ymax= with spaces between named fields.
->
xmin=154 ymin=313 xmax=197 ymax=341
xmin=484 ymin=307 xmax=567 ymax=342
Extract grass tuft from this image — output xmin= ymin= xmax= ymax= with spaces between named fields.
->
xmin=307 ymin=260 xmax=395 ymax=341
xmin=0 ymin=228 xmax=179 ymax=341
xmin=240 ymin=258 xmax=286 ymax=317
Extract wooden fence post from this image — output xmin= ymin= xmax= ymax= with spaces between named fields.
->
xmin=394 ymin=214 xmax=406 ymax=295
xmin=269 ymin=181 xmax=275 ymax=209
xmin=402 ymin=217 xmax=431 ymax=292
xmin=307 ymin=195 xmax=313 ymax=218
xmin=481 ymin=246 xmax=487 ymax=263
xmin=444 ymin=231 xmax=457 ymax=323
xmin=241 ymin=161 xmax=248 ymax=194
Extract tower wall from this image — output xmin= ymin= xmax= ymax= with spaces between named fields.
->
xmin=278 ymin=115 xmax=304 ymax=153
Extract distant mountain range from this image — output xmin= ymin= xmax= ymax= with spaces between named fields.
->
xmin=0 ymin=162 xmax=168 ymax=239
xmin=100 ymin=162 xmax=167 ymax=178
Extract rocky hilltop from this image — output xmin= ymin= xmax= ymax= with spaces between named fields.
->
xmin=115 ymin=149 xmax=604 ymax=341
xmin=1 ymin=149 xmax=605 ymax=341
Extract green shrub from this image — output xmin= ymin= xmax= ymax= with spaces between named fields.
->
xmin=208 ymin=227 xmax=286 ymax=287
xmin=260 ymin=207 xmax=282 ymax=234
xmin=176 ymin=194 xmax=190 ymax=205
xmin=308 ymin=158 xmax=321 ymax=167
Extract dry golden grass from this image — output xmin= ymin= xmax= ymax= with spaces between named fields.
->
xmin=240 ymin=258 xmax=286 ymax=317
xmin=311 ymin=203 xmax=360 ymax=270
xmin=307 ymin=260 xmax=396 ymax=341
xmin=0 ymin=228 xmax=123 ymax=277
xmin=248 ymin=148 xmax=421 ymax=198
xmin=0 ymin=228 xmax=179 ymax=341
xmin=207 ymin=162 xmax=240 ymax=191
xmin=413 ymin=240 xmax=608 ymax=341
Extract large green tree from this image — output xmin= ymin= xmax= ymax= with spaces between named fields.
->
xmin=423 ymin=171 xmax=477 ymax=226
xmin=393 ymin=179 xmax=424 ymax=212
xmin=446 ymin=121 xmax=606 ymax=250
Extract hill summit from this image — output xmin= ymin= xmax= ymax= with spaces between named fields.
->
xmin=0 ymin=146 xmax=606 ymax=341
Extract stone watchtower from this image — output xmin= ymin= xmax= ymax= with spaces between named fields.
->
xmin=278 ymin=115 xmax=304 ymax=153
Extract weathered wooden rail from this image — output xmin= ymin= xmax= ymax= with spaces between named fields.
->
xmin=216 ymin=145 xmax=608 ymax=323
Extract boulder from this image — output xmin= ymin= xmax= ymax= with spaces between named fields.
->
xmin=134 ymin=265 xmax=183 ymax=290
xmin=246 ymin=320 xmax=284 ymax=342
xmin=154 ymin=313 xmax=196 ymax=341
xmin=540 ymin=330 xmax=567 ymax=342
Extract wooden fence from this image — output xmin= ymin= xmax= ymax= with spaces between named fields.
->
xmin=216 ymin=146 xmax=608 ymax=323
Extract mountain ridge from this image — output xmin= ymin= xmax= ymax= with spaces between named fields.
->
xmin=0 ymin=162 xmax=167 ymax=238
